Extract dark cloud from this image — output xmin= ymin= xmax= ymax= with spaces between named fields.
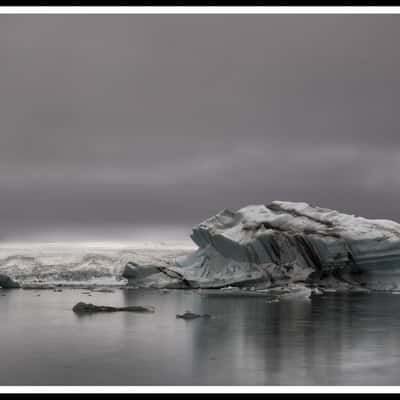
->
xmin=0 ymin=14 xmax=400 ymax=240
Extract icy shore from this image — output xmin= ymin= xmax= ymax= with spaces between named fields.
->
xmin=0 ymin=241 xmax=192 ymax=288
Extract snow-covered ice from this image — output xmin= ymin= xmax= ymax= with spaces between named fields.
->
xmin=0 ymin=241 xmax=193 ymax=287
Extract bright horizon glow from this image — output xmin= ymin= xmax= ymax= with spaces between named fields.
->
xmin=0 ymin=223 xmax=193 ymax=243
xmin=0 ymin=240 xmax=195 ymax=249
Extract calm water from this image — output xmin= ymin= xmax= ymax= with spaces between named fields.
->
xmin=1 ymin=288 xmax=400 ymax=385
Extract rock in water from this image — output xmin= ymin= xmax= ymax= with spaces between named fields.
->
xmin=176 ymin=311 xmax=211 ymax=320
xmin=72 ymin=302 xmax=155 ymax=314
xmin=173 ymin=201 xmax=400 ymax=290
xmin=0 ymin=274 xmax=20 ymax=289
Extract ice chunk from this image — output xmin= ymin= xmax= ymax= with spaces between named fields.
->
xmin=0 ymin=274 xmax=20 ymax=289
xmin=162 ymin=201 xmax=400 ymax=290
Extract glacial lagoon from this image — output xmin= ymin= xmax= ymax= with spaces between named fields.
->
xmin=1 ymin=288 xmax=400 ymax=386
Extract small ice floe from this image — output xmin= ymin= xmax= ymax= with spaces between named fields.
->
xmin=122 ymin=285 xmax=140 ymax=291
xmin=348 ymin=286 xmax=371 ymax=294
xmin=280 ymin=286 xmax=312 ymax=301
xmin=220 ymin=286 xmax=240 ymax=291
xmin=321 ymin=288 xmax=337 ymax=293
xmin=22 ymin=284 xmax=57 ymax=290
xmin=176 ymin=311 xmax=211 ymax=320
xmin=91 ymin=288 xmax=115 ymax=293
xmin=311 ymin=287 xmax=324 ymax=296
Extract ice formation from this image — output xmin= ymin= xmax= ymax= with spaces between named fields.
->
xmin=0 ymin=242 xmax=192 ymax=287
xmin=3 ymin=202 xmax=400 ymax=292
xmin=193 ymin=201 xmax=400 ymax=265
xmin=124 ymin=201 xmax=400 ymax=291
xmin=0 ymin=274 xmax=20 ymax=288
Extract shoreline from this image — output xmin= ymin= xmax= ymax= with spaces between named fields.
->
xmin=2 ymin=282 xmax=400 ymax=297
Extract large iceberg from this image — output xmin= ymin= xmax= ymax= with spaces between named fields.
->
xmin=124 ymin=201 xmax=400 ymax=291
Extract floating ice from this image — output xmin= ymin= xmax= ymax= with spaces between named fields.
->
xmin=125 ymin=201 xmax=400 ymax=291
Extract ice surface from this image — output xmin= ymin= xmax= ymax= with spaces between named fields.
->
xmin=0 ymin=241 xmax=193 ymax=286
xmin=155 ymin=201 xmax=400 ymax=290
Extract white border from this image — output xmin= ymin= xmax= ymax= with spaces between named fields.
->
xmin=4 ymin=385 xmax=400 ymax=393
xmin=0 ymin=6 xmax=398 ymax=14
xmin=1 ymin=5 xmax=400 ymax=394
xmin=3 ymin=386 xmax=400 ymax=393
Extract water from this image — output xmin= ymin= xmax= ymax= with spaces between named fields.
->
xmin=1 ymin=288 xmax=400 ymax=386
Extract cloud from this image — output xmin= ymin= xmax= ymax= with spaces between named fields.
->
xmin=0 ymin=14 xmax=400 ymax=239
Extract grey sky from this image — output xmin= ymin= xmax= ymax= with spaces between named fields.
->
xmin=0 ymin=14 xmax=400 ymax=241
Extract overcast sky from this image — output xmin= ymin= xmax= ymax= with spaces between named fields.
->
xmin=0 ymin=14 xmax=400 ymax=241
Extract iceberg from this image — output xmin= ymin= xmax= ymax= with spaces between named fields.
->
xmin=0 ymin=274 xmax=20 ymax=289
xmin=125 ymin=201 xmax=400 ymax=291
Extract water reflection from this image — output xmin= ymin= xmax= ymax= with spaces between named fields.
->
xmin=1 ymin=289 xmax=400 ymax=385
xmin=121 ymin=289 xmax=400 ymax=385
